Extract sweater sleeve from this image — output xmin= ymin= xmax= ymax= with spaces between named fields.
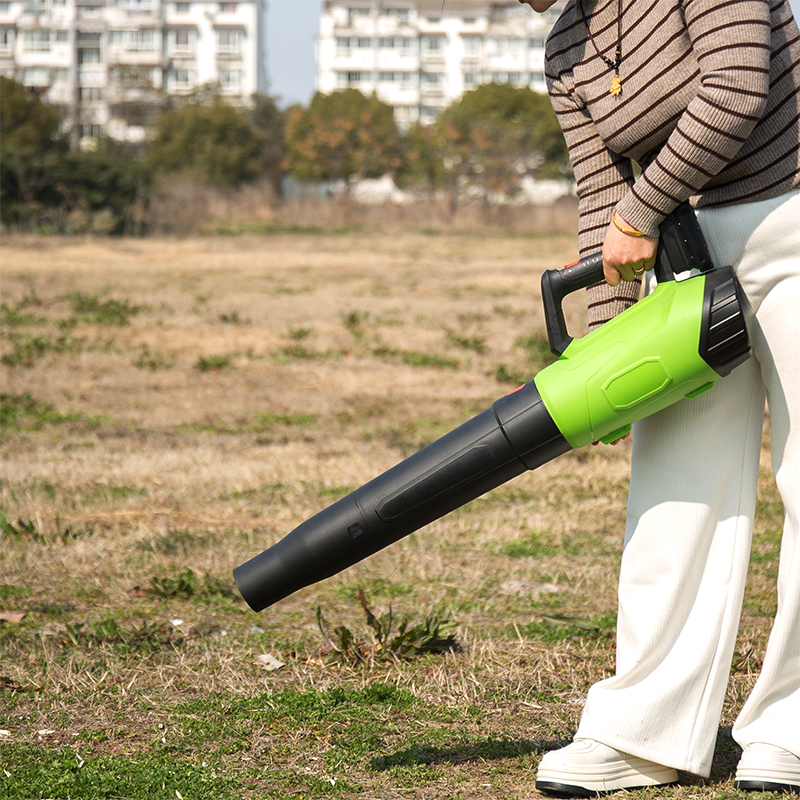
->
xmin=615 ymin=0 xmax=773 ymax=236
xmin=547 ymin=63 xmax=643 ymax=329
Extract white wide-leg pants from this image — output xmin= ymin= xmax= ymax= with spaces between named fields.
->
xmin=574 ymin=189 xmax=800 ymax=777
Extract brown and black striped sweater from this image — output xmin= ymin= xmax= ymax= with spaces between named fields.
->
xmin=545 ymin=0 xmax=800 ymax=327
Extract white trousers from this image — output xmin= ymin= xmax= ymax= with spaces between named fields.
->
xmin=575 ymin=189 xmax=800 ymax=777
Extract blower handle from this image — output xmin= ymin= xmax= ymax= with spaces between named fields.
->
xmin=541 ymin=202 xmax=714 ymax=356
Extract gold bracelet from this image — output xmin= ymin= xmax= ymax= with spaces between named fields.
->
xmin=612 ymin=210 xmax=647 ymax=237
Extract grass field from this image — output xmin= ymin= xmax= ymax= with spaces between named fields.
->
xmin=0 ymin=227 xmax=783 ymax=799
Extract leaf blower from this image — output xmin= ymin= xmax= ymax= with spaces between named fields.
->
xmin=234 ymin=204 xmax=750 ymax=612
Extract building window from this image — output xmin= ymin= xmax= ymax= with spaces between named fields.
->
xmin=379 ymin=71 xmax=413 ymax=87
xmin=343 ymin=71 xmax=372 ymax=88
xmin=21 ymin=66 xmax=50 ymax=85
xmin=110 ymin=64 xmax=156 ymax=87
xmin=421 ymin=35 xmax=444 ymax=58
xmin=461 ymin=35 xmax=480 ymax=56
xmin=56 ymin=30 xmax=69 ymax=42
xmin=0 ymin=28 xmax=13 ymax=53
xmin=217 ymin=28 xmax=243 ymax=55
xmin=219 ymin=2 xmax=236 ymax=10
xmin=80 ymin=123 xmax=104 ymax=139
xmin=379 ymin=36 xmax=412 ymax=53
xmin=347 ymin=7 xmax=369 ymax=24
xmin=219 ymin=67 xmax=242 ymax=90
xmin=114 ymin=29 xmax=157 ymax=50
xmin=420 ymin=105 xmax=440 ymax=124
xmin=122 ymin=0 xmax=155 ymax=14
xmin=421 ymin=71 xmax=443 ymax=92
xmin=529 ymin=70 xmax=545 ymax=85
xmin=79 ymin=86 xmax=103 ymax=101
xmin=170 ymin=29 xmax=195 ymax=54
xmin=529 ymin=37 xmax=545 ymax=49
xmin=463 ymin=71 xmax=478 ymax=89
xmin=171 ymin=67 xmax=195 ymax=89
xmin=487 ymin=37 xmax=523 ymax=56
xmin=336 ymin=36 xmax=371 ymax=53
xmin=23 ymin=29 xmax=50 ymax=51
xmin=378 ymin=7 xmax=408 ymax=22
xmin=78 ymin=47 xmax=101 ymax=64
xmin=176 ymin=2 xmax=190 ymax=11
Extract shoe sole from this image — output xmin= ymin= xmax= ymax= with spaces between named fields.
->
xmin=735 ymin=780 xmax=800 ymax=795
xmin=536 ymin=779 xmax=679 ymax=798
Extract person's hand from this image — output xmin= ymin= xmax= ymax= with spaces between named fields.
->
xmin=603 ymin=212 xmax=658 ymax=286
xmin=592 ymin=432 xmax=631 ymax=447
xmin=518 ymin=0 xmax=559 ymax=10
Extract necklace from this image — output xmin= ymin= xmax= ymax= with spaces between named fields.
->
xmin=579 ymin=0 xmax=624 ymax=96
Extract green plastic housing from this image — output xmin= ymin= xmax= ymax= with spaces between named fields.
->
xmin=535 ymin=275 xmax=716 ymax=448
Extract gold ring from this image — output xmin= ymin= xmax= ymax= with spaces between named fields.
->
xmin=633 ymin=266 xmax=646 ymax=275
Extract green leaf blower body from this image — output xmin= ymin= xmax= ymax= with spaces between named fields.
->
xmin=234 ymin=210 xmax=750 ymax=612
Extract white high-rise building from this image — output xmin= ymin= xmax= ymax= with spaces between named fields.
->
xmin=0 ymin=0 xmax=266 ymax=145
xmin=315 ymin=0 xmax=562 ymax=128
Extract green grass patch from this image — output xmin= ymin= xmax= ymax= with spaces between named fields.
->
xmin=0 ymin=295 xmax=45 ymax=327
xmin=0 ymin=743 xmax=240 ymax=800
xmin=67 ymin=292 xmax=141 ymax=326
xmin=195 ymin=353 xmax=234 ymax=372
xmin=518 ymin=611 xmax=617 ymax=643
xmin=132 ymin=344 xmax=176 ymax=371
xmin=137 ymin=528 xmax=216 ymax=556
xmin=0 ymin=394 xmax=104 ymax=432
xmin=218 ymin=310 xmax=251 ymax=325
xmin=0 ymin=584 xmax=29 ymax=600
xmin=276 ymin=344 xmax=345 ymax=362
xmin=515 ymin=333 xmax=558 ymax=369
xmin=60 ymin=616 xmax=181 ymax=653
xmin=498 ymin=531 xmax=560 ymax=559
xmin=146 ymin=568 xmax=239 ymax=601
xmin=444 ymin=327 xmax=488 ymax=355
xmin=0 ymin=332 xmax=82 ymax=368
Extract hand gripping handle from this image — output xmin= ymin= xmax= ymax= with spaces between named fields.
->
xmin=541 ymin=203 xmax=713 ymax=356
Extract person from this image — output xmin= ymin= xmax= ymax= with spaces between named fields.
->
xmin=519 ymin=0 xmax=800 ymax=794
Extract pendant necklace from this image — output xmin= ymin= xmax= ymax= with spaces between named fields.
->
xmin=579 ymin=0 xmax=624 ymax=96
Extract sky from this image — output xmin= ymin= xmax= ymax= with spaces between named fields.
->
xmin=265 ymin=0 xmax=800 ymax=109
xmin=265 ymin=0 xmax=322 ymax=108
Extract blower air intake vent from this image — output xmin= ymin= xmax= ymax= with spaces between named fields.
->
xmin=700 ymin=267 xmax=751 ymax=377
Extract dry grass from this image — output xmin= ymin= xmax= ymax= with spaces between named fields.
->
xmin=0 ymin=227 xmax=782 ymax=798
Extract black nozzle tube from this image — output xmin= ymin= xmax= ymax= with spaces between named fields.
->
xmin=234 ymin=381 xmax=570 ymax=611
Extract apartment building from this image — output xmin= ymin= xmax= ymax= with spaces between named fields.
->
xmin=316 ymin=0 xmax=562 ymax=128
xmin=0 ymin=0 xmax=266 ymax=145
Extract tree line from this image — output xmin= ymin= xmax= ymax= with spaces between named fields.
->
xmin=0 ymin=76 xmax=572 ymax=234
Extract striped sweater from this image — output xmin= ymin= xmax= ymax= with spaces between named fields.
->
xmin=545 ymin=0 xmax=800 ymax=327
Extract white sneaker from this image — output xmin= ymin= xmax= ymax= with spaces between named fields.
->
xmin=735 ymin=742 xmax=800 ymax=794
xmin=535 ymin=738 xmax=679 ymax=797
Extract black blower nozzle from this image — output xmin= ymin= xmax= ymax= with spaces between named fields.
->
xmin=234 ymin=385 xmax=569 ymax=611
